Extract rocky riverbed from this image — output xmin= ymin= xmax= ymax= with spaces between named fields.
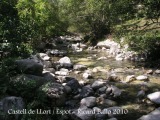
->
xmin=0 ymin=36 xmax=160 ymax=120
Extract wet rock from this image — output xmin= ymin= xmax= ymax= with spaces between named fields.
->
xmin=65 ymin=100 xmax=79 ymax=108
xmin=80 ymin=85 xmax=94 ymax=98
xmin=0 ymin=96 xmax=24 ymax=120
xmin=72 ymin=107 xmax=95 ymax=120
xmin=91 ymin=80 xmax=105 ymax=90
xmin=39 ymin=82 xmax=66 ymax=106
xmin=37 ymin=53 xmax=50 ymax=61
xmin=98 ymin=86 xmax=107 ymax=94
xmin=80 ymin=97 xmax=97 ymax=108
xmin=63 ymin=85 xmax=72 ymax=94
xmin=136 ymin=75 xmax=149 ymax=81
xmin=43 ymin=72 xmax=56 ymax=81
xmin=15 ymin=59 xmax=43 ymax=76
xmin=147 ymin=91 xmax=160 ymax=104
xmin=66 ymin=78 xmax=81 ymax=94
xmin=138 ymin=107 xmax=160 ymax=120
xmin=125 ymin=75 xmax=136 ymax=83
xmin=73 ymin=64 xmax=87 ymax=71
xmin=155 ymin=69 xmax=160 ymax=74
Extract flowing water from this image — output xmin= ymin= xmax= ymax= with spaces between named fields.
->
xmin=53 ymin=42 xmax=160 ymax=120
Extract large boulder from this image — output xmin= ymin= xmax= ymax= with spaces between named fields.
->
xmin=80 ymin=85 xmax=94 ymax=98
xmin=97 ymin=39 xmax=119 ymax=49
xmin=9 ymin=74 xmax=51 ymax=97
xmin=0 ymin=97 xmax=24 ymax=120
xmin=66 ymin=77 xmax=81 ymax=94
xmin=138 ymin=107 xmax=160 ymax=120
xmin=80 ymin=97 xmax=97 ymax=108
xmin=147 ymin=91 xmax=160 ymax=104
xmin=91 ymin=80 xmax=105 ymax=90
xmin=15 ymin=59 xmax=43 ymax=76
xmin=39 ymin=82 xmax=66 ymax=106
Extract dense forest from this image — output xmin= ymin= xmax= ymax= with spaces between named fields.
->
xmin=0 ymin=0 xmax=160 ymax=120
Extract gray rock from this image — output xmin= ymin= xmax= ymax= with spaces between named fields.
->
xmin=98 ymin=86 xmax=107 ymax=94
xmin=136 ymin=75 xmax=148 ymax=81
xmin=147 ymin=91 xmax=160 ymax=104
xmin=43 ymin=72 xmax=56 ymax=81
xmin=55 ymin=71 xmax=69 ymax=76
xmin=72 ymin=107 xmax=95 ymax=120
xmin=0 ymin=96 xmax=24 ymax=120
xmin=106 ymin=85 xmax=122 ymax=98
xmin=37 ymin=53 xmax=50 ymax=61
xmin=146 ymin=69 xmax=153 ymax=74
xmin=64 ymin=85 xmax=72 ymax=94
xmin=92 ymin=80 xmax=105 ymax=90
xmin=59 ymin=56 xmax=71 ymax=64
xmin=155 ymin=69 xmax=160 ymax=74
xmin=65 ymin=100 xmax=79 ymax=108
xmin=80 ymin=97 xmax=97 ymax=108
xmin=15 ymin=59 xmax=43 ymax=76
xmin=138 ymin=107 xmax=160 ymax=120
xmin=66 ymin=78 xmax=81 ymax=94
xmin=80 ymin=85 xmax=94 ymax=98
